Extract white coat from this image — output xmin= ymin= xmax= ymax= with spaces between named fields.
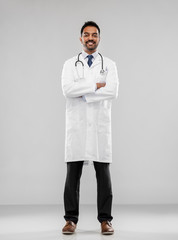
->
xmin=61 ymin=53 xmax=119 ymax=164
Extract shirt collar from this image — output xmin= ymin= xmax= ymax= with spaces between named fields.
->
xmin=82 ymin=50 xmax=99 ymax=60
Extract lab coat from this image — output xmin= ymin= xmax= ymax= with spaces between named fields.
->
xmin=61 ymin=53 xmax=119 ymax=164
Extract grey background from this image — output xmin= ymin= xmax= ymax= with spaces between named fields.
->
xmin=0 ymin=0 xmax=178 ymax=205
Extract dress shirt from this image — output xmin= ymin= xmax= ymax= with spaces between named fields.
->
xmin=82 ymin=50 xmax=99 ymax=64
xmin=81 ymin=50 xmax=98 ymax=101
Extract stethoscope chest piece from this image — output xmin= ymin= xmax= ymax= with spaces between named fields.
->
xmin=100 ymin=69 xmax=105 ymax=75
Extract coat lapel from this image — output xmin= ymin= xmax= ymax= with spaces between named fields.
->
xmin=90 ymin=54 xmax=101 ymax=68
xmin=78 ymin=54 xmax=89 ymax=69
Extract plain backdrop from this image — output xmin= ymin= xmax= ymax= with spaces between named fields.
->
xmin=0 ymin=0 xmax=178 ymax=205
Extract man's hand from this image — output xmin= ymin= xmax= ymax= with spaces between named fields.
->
xmin=96 ymin=82 xmax=106 ymax=89
xmin=78 ymin=83 xmax=106 ymax=98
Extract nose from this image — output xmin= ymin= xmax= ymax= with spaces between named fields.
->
xmin=88 ymin=34 xmax=94 ymax=40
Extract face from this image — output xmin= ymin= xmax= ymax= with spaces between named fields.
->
xmin=80 ymin=26 xmax=100 ymax=54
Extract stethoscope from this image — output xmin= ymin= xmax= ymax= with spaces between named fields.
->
xmin=75 ymin=52 xmax=105 ymax=79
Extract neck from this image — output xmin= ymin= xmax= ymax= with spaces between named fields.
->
xmin=83 ymin=49 xmax=97 ymax=54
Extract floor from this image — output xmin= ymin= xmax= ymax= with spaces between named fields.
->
xmin=0 ymin=204 xmax=178 ymax=240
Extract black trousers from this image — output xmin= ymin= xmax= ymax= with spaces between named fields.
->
xmin=63 ymin=161 xmax=113 ymax=224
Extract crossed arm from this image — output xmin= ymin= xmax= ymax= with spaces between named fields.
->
xmin=61 ymin=60 xmax=119 ymax=103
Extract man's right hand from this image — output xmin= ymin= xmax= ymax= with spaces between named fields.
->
xmin=96 ymin=82 xmax=106 ymax=89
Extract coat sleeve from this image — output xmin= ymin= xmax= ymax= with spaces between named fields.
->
xmin=83 ymin=62 xmax=119 ymax=103
xmin=61 ymin=59 xmax=96 ymax=98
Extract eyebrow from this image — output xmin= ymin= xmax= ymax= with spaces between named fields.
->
xmin=83 ymin=32 xmax=98 ymax=35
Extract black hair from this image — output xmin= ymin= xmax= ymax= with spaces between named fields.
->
xmin=80 ymin=21 xmax=100 ymax=36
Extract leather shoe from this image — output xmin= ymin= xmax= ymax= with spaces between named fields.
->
xmin=101 ymin=220 xmax=114 ymax=235
xmin=62 ymin=221 xmax=76 ymax=234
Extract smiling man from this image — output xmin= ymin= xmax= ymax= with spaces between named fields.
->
xmin=81 ymin=25 xmax=100 ymax=52
xmin=61 ymin=21 xmax=119 ymax=235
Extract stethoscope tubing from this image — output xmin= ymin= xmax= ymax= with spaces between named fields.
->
xmin=75 ymin=52 xmax=104 ymax=73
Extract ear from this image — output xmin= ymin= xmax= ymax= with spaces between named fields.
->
xmin=79 ymin=37 xmax=82 ymax=44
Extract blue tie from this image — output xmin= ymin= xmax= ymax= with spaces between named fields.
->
xmin=87 ymin=55 xmax=93 ymax=67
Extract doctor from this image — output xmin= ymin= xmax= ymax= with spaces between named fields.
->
xmin=61 ymin=21 xmax=119 ymax=235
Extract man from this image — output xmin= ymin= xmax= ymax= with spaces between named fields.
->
xmin=61 ymin=21 xmax=119 ymax=235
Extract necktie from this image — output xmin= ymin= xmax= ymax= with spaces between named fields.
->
xmin=87 ymin=55 xmax=93 ymax=67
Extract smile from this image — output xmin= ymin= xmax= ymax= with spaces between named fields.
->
xmin=87 ymin=41 xmax=95 ymax=45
